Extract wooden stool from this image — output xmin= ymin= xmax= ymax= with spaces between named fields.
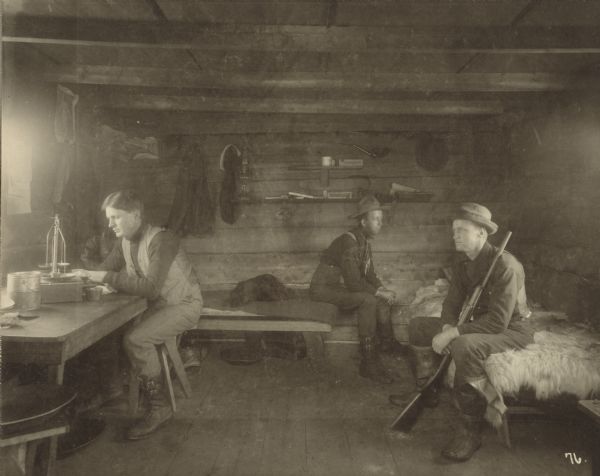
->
xmin=129 ymin=336 xmax=193 ymax=415
xmin=0 ymin=416 xmax=68 ymax=476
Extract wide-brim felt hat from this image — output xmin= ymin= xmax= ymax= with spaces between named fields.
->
xmin=455 ymin=202 xmax=498 ymax=235
xmin=349 ymin=195 xmax=382 ymax=219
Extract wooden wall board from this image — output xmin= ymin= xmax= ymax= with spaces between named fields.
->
xmin=40 ymin=66 xmax=591 ymax=92
xmin=238 ymin=176 xmax=509 ymax=202
xmin=105 ymin=111 xmax=468 ymax=134
xmin=207 ymin=201 xmax=511 ymax=229
xmin=3 ymin=0 xmax=156 ymax=20
xmin=154 ymin=1 xmax=527 ymax=27
xmin=182 ymin=225 xmax=453 ymax=254
xmin=106 ymin=94 xmax=501 ymax=115
xmin=189 ymin=251 xmax=448 ymax=287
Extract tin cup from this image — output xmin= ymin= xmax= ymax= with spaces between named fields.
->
xmin=85 ymin=286 xmax=103 ymax=302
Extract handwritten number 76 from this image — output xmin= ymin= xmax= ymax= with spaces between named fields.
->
xmin=564 ymin=453 xmax=582 ymax=465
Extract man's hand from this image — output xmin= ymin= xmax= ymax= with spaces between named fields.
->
xmin=376 ymin=288 xmax=396 ymax=304
xmin=74 ymin=269 xmax=107 ymax=283
xmin=431 ymin=326 xmax=460 ymax=355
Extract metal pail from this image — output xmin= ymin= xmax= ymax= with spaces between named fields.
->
xmin=7 ymin=271 xmax=42 ymax=311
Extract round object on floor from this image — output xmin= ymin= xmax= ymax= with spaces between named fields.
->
xmin=220 ymin=346 xmax=263 ymax=365
xmin=0 ymin=384 xmax=77 ymax=435
xmin=57 ymin=417 xmax=105 ymax=459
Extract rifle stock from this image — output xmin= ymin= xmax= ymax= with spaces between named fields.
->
xmin=390 ymin=231 xmax=512 ymax=432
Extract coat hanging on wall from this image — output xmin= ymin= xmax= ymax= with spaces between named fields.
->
xmin=167 ymin=143 xmax=215 ymax=236
xmin=219 ymin=144 xmax=243 ymax=224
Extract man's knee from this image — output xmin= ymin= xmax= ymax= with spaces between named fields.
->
xmin=355 ymin=292 xmax=377 ymax=308
xmin=123 ymin=326 xmax=146 ymax=352
xmin=450 ymin=334 xmax=485 ymax=361
xmin=357 ymin=293 xmax=377 ymax=317
xmin=408 ymin=316 xmax=441 ymax=347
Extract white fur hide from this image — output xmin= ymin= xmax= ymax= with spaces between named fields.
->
xmin=485 ymin=318 xmax=600 ymax=400
xmin=406 ymin=283 xmax=600 ymax=401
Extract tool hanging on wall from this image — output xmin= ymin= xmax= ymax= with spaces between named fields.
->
xmin=350 ymin=144 xmax=390 ymax=159
xmin=219 ymin=144 xmax=246 ymax=224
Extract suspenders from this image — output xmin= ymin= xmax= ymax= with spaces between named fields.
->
xmin=344 ymin=231 xmax=371 ymax=276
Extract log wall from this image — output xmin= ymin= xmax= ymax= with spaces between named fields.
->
xmin=506 ymin=93 xmax=600 ymax=327
xmin=94 ymin=112 xmax=513 ymax=308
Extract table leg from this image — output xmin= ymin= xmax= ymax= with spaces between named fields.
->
xmin=46 ymin=364 xmax=65 ymax=476
xmin=47 ymin=364 xmax=65 ymax=385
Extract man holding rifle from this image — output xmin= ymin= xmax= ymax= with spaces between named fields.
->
xmin=390 ymin=203 xmax=532 ymax=461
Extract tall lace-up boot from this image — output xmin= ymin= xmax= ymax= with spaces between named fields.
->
xmin=126 ymin=376 xmax=173 ymax=440
xmin=441 ymin=384 xmax=486 ymax=462
xmin=359 ymin=336 xmax=393 ymax=384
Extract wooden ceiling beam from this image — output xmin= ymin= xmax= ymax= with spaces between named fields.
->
xmin=4 ymin=16 xmax=600 ymax=53
xmin=104 ymin=93 xmax=503 ymax=115
xmin=41 ymin=66 xmax=595 ymax=92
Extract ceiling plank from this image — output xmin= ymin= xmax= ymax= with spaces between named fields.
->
xmin=4 ymin=17 xmax=600 ymax=53
xmin=156 ymin=0 xmax=526 ymax=27
xmin=40 ymin=66 xmax=595 ymax=92
xmin=104 ymin=93 xmax=504 ymax=115
xmin=3 ymin=0 xmax=158 ymax=21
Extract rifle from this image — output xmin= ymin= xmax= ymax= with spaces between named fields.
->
xmin=390 ymin=231 xmax=512 ymax=432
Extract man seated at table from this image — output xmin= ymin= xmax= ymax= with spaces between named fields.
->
xmin=77 ymin=190 xmax=203 ymax=440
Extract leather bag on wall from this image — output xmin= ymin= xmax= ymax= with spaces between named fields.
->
xmin=219 ymin=144 xmax=242 ymax=225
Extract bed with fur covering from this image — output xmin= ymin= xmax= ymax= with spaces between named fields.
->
xmin=404 ymin=280 xmax=600 ymax=409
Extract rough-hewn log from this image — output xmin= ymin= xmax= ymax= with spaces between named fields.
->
xmin=182 ymin=225 xmax=453 ymax=254
xmin=40 ymin=66 xmax=595 ymax=92
xmin=105 ymin=93 xmax=503 ymax=115
xmin=104 ymin=110 xmax=470 ymax=134
xmin=188 ymin=251 xmax=450 ymax=287
xmin=5 ymin=16 xmax=600 ymax=52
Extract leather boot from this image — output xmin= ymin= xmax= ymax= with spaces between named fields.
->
xmin=377 ymin=319 xmax=406 ymax=357
xmin=126 ymin=377 xmax=173 ymax=440
xmin=359 ymin=337 xmax=393 ymax=384
xmin=441 ymin=385 xmax=485 ymax=462
xmin=410 ymin=345 xmax=441 ymax=407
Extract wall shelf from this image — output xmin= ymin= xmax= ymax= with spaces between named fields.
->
xmin=238 ymin=192 xmax=433 ymax=204
xmin=287 ymin=166 xmax=363 ymax=171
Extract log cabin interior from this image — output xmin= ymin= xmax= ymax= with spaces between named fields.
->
xmin=1 ymin=1 xmax=600 ymax=475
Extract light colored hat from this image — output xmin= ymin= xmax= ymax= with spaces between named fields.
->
xmin=456 ymin=202 xmax=498 ymax=235
xmin=349 ymin=195 xmax=382 ymax=219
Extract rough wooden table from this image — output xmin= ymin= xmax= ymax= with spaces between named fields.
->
xmin=0 ymin=294 xmax=147 ymax=476
xmin=0 ymin=294 xmax=147 ymax=384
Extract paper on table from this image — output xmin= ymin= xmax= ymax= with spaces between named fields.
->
xmin=96 ymin=284 xmax=117 ymax=295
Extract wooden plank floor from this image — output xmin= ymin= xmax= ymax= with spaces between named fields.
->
xmin=57 ymin=345 xmax=593 ymax=476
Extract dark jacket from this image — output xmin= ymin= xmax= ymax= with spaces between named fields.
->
xmin=310 ymin=227 xmax=382 ymax=294
xmin=441 ymin=241 xmax=531 ymax=335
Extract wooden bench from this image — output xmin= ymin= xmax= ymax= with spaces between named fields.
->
xmin=192 ymin=291 xmax=339 ymax=360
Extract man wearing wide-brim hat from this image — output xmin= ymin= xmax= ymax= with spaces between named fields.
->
xmin=309 ymin=195 xmax=404 ymax=384
xmin=390 ymin=203 xmax=532 ymax=462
